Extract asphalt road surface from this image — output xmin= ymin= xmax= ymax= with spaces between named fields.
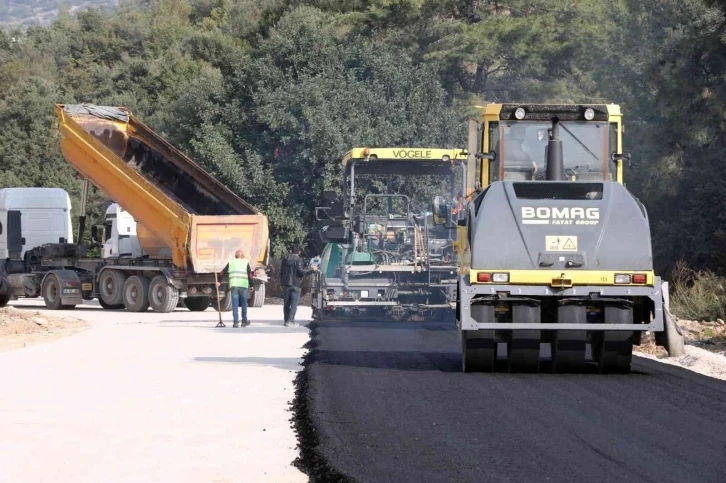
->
xmin=297 ymin=319 xmax=726 ymax=483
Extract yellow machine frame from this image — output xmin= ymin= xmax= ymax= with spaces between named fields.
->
xmin=343 ymin=147 xmax=468 ymax=165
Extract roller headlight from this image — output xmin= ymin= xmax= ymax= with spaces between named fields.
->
xmin=614 ymin=274 xmax=632 ymax=284
xmin=515 ymin=107 xmax=526 ymax=120
xmin=584 ymin=108 xmax=595 ymax=121
xmin=492 ymin=273 xmax=510 ymax=283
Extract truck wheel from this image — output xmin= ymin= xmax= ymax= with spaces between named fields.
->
xmin=99 ymin=299 xmax=124 ymax=310
xmin=184 ymin=296 xmax=211 ymax=312
xmin=99 ymin=270 xmax=127 ymax=306
xmin=148 ymin=275 xmax=179 ymax=313
xmin=250 ymin=282 xmax=265 ymax=307
xmin=0 ymin=276 xmax=11 ymax=307
xmin=123 ymin=276 xmax=151 ymax=312
xmin=212 ymin=292 xmax=232 ymax=312
xmin=43 ymin=274 xmax=64 ymax=310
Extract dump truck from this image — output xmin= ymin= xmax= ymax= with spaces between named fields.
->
xmin=440 ymin=103 xmax=683 ymax=373
xmin=0 ymin=104 xmax=269 ymax=313
xmin=312 ymin=147 xmax=468 ymax=321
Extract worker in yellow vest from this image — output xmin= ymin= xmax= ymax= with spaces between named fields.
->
xmin=220 ymin=250 xmax=254 ymax=328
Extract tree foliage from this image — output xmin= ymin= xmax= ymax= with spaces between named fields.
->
xmin=0 ymin=0 xmax=725 ymax=272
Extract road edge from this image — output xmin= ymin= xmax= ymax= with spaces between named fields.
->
xmin=291 ymin=321 xmax=356 ymax=483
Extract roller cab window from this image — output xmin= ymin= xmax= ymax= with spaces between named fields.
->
xmin=491 ymin=121 xmax=611 ymax=182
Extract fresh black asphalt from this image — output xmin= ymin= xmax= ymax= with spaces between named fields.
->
xmin=293 ymin=319 xmax=726 ymax=483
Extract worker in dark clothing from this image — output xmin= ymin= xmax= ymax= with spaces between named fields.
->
xmin=280 ymin=246 xmax=318 ymax=327
xmin=219 ymin=250 xmax=254 ymax=327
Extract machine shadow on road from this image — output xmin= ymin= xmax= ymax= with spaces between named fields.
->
xmin=316 ymin=320 xmax=456 ymax=331
xmin=159 ymin=321 xmax=310 ymax=334
xmin=310 ymin=349 xmax=462 ymax=372
xmin=309 ymin=349 xmax=656 ymax=375
xmin=193 ymin=356 xmax=303 ymax=371
xmin=10 ymin=303 xmax=106 ymax=312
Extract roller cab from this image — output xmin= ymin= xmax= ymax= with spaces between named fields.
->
xmin=449 ymin=104 xmax=683 ymax=373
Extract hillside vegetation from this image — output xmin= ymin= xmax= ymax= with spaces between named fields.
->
xmin=0 ymin=0 xmax=725 ymax=281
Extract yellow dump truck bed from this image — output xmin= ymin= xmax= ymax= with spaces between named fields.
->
xmin=55 ymin=104 xmax=269 ymax=273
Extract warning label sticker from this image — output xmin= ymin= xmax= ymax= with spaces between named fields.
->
xmin=546 ymin=236 xmax=578 ymax=252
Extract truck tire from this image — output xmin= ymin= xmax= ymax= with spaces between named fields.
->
xmin=0 ymin=275 xmax=10 ymax=307
xmin=250 ymin=282 xmax=265 ymax=308
xmin=148 ymin=275 xmax=179 ymax=313
xmin=99 ymin=270 xmax=127 ymax=306
xmin=43 ymin=274 xmax=66 ymax=310
xmin=123 ymin=276 xmax=151 ymax=312
xmin=212 ymin=292 xmax=232 ymax=312
xmin=184 ymin=296 xmax=211 ymax=312
xmin=99 ymin=298 xmax=124 ymax=310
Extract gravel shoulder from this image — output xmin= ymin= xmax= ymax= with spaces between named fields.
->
xmin=0 ymin=299 xmax=309 ymax=483
xmin=0 ymin=306 xmax=88 ymax=352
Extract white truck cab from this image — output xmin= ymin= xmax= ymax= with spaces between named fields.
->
xmin=102 ymin=203 xmax=144 ymax=259
xmin=0 ymin=188 xmax=73 ymax=260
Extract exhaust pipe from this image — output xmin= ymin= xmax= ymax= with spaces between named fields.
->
xmin=546 ymin=117 xmax=563 ymax=181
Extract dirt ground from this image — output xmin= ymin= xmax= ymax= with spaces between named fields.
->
xmin=0 ymin=306 xmax=88 ymax=352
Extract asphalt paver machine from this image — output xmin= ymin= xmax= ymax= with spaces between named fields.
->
xmin=312 ymin=147 xmax=468 ymax=321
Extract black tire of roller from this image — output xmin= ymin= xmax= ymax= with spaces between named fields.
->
xmin=461 ymin=330 xmax=497 ymax=373
xmin=507 ymin=304 xmax=541 ymax=373
xmin=148 ymin=275 xmax=179 ymax=313
xmin=552 ymin=331 xmax=587 ymax=373
xmin=595 ymin=305 xmax=635 ymax=374
xmin=507 ymin=335 xmax=540 ymax=373
xmin=595 ymin=332 xmax=634 ymax=374
xmin=184 ymin=296 xmax=211 ymax=312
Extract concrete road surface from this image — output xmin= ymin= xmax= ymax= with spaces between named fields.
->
xmin=0 ymin=299 xmax=309 ymax=483
xmin=298 ymin=319 xmax=726 ymax=483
